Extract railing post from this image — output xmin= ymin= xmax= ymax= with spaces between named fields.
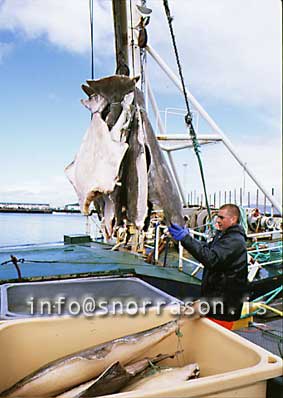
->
xmin=178 ymin=242 xmax=183 ymax=271
xmin=271 ymin=188 xmax=274 ymax=216
xmin=154 ymin=224 xmax=160 ymax=264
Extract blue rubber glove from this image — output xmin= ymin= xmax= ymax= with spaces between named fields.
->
xmin=168 ymin=223 xmax=189 ymax=241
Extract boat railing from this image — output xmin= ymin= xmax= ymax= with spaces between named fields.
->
xmin=247 ymin=241 xmax=282 ymax=281
xmin=149 ymin=224 xmax=208 ymax=266
xmin=178 ymin=240 xmax=205 ymax=275
xmin=86 ymin=215 xmax=103 ymax=241
xmin=177 ymin=230 xmax=282 ymax=282
xmin=246 ymin=230 xmax=282 ymax=239
xmin=248 ymin=244 xmax=282 ymax=254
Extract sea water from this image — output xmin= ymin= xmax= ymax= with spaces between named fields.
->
xmin=0 ymin=213 xmax=88 ymax=247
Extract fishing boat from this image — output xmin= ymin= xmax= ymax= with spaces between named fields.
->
xmin=0 ymin=1 xmax=282 ymax=397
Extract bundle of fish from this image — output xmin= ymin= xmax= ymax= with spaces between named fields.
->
xmin=65 ymin=75 xmax=183 ymax=240
xmin=0 ymin=320 xmax=200 ymax=397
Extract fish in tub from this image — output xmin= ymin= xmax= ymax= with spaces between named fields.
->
xmin=0 ymin=319 xmax=198 ymax=397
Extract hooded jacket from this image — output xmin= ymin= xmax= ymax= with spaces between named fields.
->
xmin=181 ymin=224 xmax=248 ymax=321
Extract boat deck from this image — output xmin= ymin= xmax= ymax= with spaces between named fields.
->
xmin=0 ymin=242 xmax=201 ymax=298
xmin=234 ymin=319 xmax=283 ymax=398
xmin=235 ymin=319 xmax=282 ymax=357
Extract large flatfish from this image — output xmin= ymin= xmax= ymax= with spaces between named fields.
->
xmin=136 ymin=91 xmax=184 ymax=225
xmin=65 ymin=93 xmax=133 ymax=215
xmin=123 ymin=111 xmax=148 ymax=229
xmin=0 ymin=320 xmax=182 ymax=397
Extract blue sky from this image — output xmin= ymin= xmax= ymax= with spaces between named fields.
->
xmin=0 ymin=0 xmax=281 ymax=209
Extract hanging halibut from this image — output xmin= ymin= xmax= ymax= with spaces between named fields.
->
xmin=118 ymin=111 xmax=148 ymax=229
xmin=136 ymin=91 xmax=184 ymax=225
xmin=65 ymin=93 xmax=133 ymax=215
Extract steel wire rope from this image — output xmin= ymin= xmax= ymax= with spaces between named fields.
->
xmin=162 ymin=0 xmax=212 ymax=226
xmin=87 ymin=0 xmax=95 ymax=237
xmin=89 ymin=0 xmax=95 ymax=80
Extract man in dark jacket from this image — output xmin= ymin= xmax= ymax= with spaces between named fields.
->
xmin=169 ymin=204 xmax=248 ymax=327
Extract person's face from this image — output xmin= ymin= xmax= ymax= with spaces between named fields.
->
xmin=215 ymin=209 xmax=237 ymax=231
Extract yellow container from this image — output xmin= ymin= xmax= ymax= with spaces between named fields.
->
xmin=0 ymin=309 xmax=282 ymax=398
xmin=232 ymin=302 xmax=254 ymax=330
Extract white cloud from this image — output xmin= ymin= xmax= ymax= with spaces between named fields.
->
xmin=0 ymin=0 xmax=281 ymax=110
xmin=0 ymin=0 xmax=114 ymax=56
xmin=148 ymin=0 xmax=281 ymax=111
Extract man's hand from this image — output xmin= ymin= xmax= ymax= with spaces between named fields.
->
xmin=168 ymin=223 xmax=189 ymax=241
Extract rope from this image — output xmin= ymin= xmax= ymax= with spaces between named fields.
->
xmin=1 ymin=258 xmax=140 ymax=266
xmin=89 ymin=0 xmax=95 ymax=80
xmin=241 ymin=286 xmax=282 ymax=319
xmin=162 ymin=0 xmax=212 ymax=225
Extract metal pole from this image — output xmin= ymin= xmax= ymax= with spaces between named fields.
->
xmin=154 ymin=224 xmax=160 ymax=264
xmin=128 ymin=0 xmax=142 ymax=79
xmin=263 ymin=195 xmax=266 ymax=215
xmin=248 ymin=192 xmax=250 ymax=208
xmin=112 ymin=0 xmax=129 ymax=72
xmin=247 ymin=230 xmax=282 ymax=239
xmin=234 ymin=188 xmax=237 ymax=204
xmin=256 ymin=189 xmax=259 ymax=209
xmin=178 ymin=242 xmax=183 ymax=271
xmin=271 ymin=188 xmax=274 ymax=216
xmin=240 ymin=188 xmax=243 ymax=207
xmin=146 ymin=44 xmax=282 ymax=215
xmin=214 ymin=192 xmax=216 ymax=208
xmin=229 ymin=191 xmax=232 ymax=203
xmin=183 ymin=163 xmax=188 ymax=204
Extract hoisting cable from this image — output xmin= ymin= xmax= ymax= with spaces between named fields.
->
xmin=163 ymin=0 xmax=212 ymax=226
xmin=88 ymin=0 xmax=95 ymax=234
xmin=89 ymin=0 xmax=95 ymax=80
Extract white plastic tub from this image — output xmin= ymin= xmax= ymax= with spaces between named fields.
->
xmin=0 ymin=309 xmax=281 ymax=397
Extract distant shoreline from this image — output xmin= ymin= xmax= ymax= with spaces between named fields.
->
xmin=0 ymin=209 xmax=81 ymax=214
